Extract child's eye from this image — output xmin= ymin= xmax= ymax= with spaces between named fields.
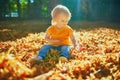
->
xmin=61 ymin=20 xmax=68 ymax=22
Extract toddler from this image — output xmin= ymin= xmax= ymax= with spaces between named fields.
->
xmin=36 ymin=5 xmax=79 ymax=61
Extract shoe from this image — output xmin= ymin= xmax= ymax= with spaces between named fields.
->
xmin=59 ymin=57 xmax=68 ymax=63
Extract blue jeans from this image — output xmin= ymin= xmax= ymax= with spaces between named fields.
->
xmin=37 ymin=45 xmax=70 ymax=59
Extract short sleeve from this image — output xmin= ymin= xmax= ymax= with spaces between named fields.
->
xmin=68 ymin=26 xmax=73 ymax=35
xmin=46 ymin=26 xmax=53 ymax=34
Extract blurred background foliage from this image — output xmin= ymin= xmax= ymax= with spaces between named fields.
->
xmin=0 ymin=0 xmax=120 ymax=22
xmin=0 ymin=0 xmax=120 ymax=41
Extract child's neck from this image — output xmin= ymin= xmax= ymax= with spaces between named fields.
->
xmin=55 ymin=25 xmax=65 ymax=29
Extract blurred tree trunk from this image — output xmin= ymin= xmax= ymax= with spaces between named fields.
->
xmin=16 ymin=0 xmax=21 ymax=18
xmin=0 ymin=0 xmax=11 ymax=19
xmin=0 ymin=0 xmax=5 ymax=19
xmin=27 ymin=0 xmax=30 ymax=19
xmin=109 ymin=0 xmax=120 ymax=22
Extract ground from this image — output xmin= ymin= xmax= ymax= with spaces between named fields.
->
xmin=0 ymin=21 xmax=120 ymax=80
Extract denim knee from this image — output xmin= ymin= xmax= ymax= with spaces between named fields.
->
xmin=60 ymin=46 xmax=70 ymax=58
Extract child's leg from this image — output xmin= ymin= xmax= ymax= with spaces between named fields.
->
xmin=37 ymin=45 xmax=53 ymax=60
xmin=58 ymin=46 xmax=70 ymax=59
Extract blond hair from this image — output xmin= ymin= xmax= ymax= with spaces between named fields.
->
xmin=51 ymin=5 xmax=71 ymax=20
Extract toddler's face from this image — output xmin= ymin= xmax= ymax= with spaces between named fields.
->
xmin=54 ymin=13 xmax=69 ymax=28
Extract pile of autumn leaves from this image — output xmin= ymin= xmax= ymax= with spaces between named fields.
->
xmin=0 ymin=28 xmax=120 ymax=80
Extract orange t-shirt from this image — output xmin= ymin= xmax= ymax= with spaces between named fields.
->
xmin=46 ymin=25 xmax=73 ymax=46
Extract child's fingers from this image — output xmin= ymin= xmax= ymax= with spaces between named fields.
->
xmin=74 ymin=46 xmax=87 ymax=52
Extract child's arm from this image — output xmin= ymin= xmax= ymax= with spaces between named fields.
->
xmin=45 ymin=33 xmax=60 ymax=43
xmin=70 ymin=33 xmax=79 ymax=50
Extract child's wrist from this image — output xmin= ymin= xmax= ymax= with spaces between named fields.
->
xmin=74 ymin=43 xmax=77 ymax=47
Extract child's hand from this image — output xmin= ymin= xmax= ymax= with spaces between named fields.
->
xmin=74 ymin=45 xmax=87 ymax=52
xmin=53 ymin=39 xmax=60 ymax=43
xmin=74 ymin=45 xmax=80 ymax=51
xmin=47 ymin=38 xmax=60 ymax=43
